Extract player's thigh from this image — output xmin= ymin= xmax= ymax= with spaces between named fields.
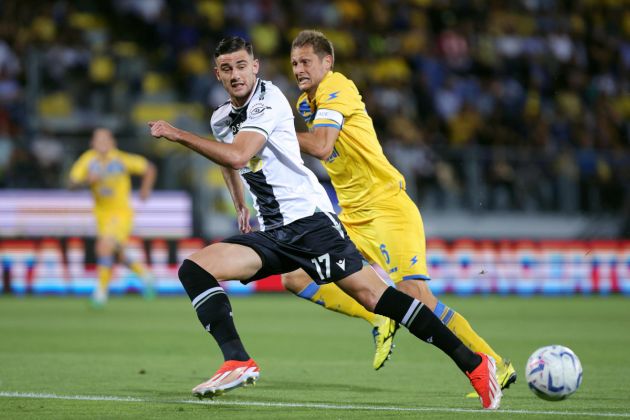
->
xmin=95 ymin=235 xmax=117 ymax=257
xmin=281 ymin=269 xmax=312 ymax=293
xmin=335 ymin=265 xmax=389 ymax=312
xmin=188 ymin=242 xmax=263 ymax=281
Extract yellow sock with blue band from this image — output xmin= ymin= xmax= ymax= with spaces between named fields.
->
xmin=296 ymin=281 xmax=377 ymax=326
xmin=434 ymin=300 xmax=503 ymax=365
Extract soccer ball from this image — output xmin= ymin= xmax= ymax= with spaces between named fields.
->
xmin=525 ymin=345 xmax=583 ymax=401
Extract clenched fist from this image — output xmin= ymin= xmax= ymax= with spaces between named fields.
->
xmin=148 ymin=120 xmax=181 ymax=142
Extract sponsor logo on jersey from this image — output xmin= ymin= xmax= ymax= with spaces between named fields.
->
xmin=325 ymin=147 xmax=339 ymax=163
xmin=230 ymin=121 xmax=243 ymax=135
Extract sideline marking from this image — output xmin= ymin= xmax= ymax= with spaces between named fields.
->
xmin=1 ymin=391 xmax=629 ymax=417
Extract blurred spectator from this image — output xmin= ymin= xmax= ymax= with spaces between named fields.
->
xmin=0 ymin=0 xmax=627 ymax=222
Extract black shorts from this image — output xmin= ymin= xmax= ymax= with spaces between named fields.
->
xmin=222 ymin=212 xmax=365 ymax=284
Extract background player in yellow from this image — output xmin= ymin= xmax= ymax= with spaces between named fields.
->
xmin=69 ymin=128 xmax=157 ymax=307
xmin=283 ymin=30 xmax=516 ymax=393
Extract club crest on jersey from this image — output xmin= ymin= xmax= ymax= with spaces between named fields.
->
xmin=298 ymin=99 xmax=314 ymax=123
xmin=249 ymin=102 xmax=271 ymax=119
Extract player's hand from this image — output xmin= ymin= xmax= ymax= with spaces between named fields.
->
xmin=139 ymin=188 xmax=151 ymax=201
xmin=87 ymin=171 xmax=101 ymax=184
xmin=148 ymin=120 xmax=181 ymax=142
xmin=237 ymin=206 xmax=251 ymax=233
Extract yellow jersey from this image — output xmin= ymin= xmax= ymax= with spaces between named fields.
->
xmin=69 ymin=149 xmax=148 ymax=210
xmin=296 ymin=71 xmax=404 ymax=214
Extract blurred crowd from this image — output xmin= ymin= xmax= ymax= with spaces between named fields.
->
xmin=0 ymin=0 xmax=629 ymax=217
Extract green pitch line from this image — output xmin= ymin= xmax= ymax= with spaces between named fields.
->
xmin=1 ymin=392 xmax=630 ymax=417
xmin=0 ymin=295 xmax=629 ymax=419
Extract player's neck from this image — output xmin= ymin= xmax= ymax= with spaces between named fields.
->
xmin=306 ymin=86 xmax=319 ymax=101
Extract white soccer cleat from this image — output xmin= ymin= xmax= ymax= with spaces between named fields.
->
xmin=91 ymin=286 xmax=108 ymax=308
xmin=192 ymin=359 xmax=260 ymax=399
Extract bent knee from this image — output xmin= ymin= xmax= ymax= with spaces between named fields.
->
xmin=281 ymin=270 xmax=312 ymax=294
xmin=396 ymin=279 xmax=437 ymax=309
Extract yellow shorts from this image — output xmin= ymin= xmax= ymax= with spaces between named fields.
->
xmin=339 ymin=189 xmax=429 ymax=283
xmin=94 ymin=207 xmax=134 ymax=244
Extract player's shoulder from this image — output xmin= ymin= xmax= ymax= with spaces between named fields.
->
xmin=247 ymin=80 xmax=289 ymax=117
xmin=316 ymin=71 xmax=355 ymax=102
xmin=255 ymin=79 xmax=288 ymax=105
xmin=211 ymin=100 xmax=231 ymax=123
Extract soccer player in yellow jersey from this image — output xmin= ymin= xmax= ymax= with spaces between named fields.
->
xmin=69 ymin=128 xmax=157 ymax=307
xmin=283 ymin=30 xmax=516 ymax=393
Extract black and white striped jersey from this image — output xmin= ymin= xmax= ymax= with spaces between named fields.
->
xmin=211 ymin=79 xmax=334 ymax=231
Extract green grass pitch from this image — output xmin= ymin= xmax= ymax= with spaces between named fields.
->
xmin=1 ymin=294 xmax=629 ymax=419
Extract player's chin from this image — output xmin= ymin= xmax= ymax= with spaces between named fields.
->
xmin=230 ymin=84 xmax=248 ymax=95
xmin=297 ymin=81 xmax=311 ymax=92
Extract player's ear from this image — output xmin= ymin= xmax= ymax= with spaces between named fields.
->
xmin=214 ymin=67 xmax=220 ymax=80
xmin=324 ymin=55 xmax=333 ymax=71
xmin=252 ymin=58 xmax=260 ymax=75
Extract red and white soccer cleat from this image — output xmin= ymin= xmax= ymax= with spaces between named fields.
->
xmin=466 ymin=353 xmax=502 ymax=409
xmin=192 ymin=358 xmax=260 ymax=399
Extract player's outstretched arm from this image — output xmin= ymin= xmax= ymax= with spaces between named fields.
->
xmin=67 ymin=153 xmax=95 ymax=189
xmin=220 ymin=167 xmax=251 ymax=233
xmin=148 ymin=120 xmax=265 ymax=170
xmin=139 ymin=162 xmax=157 ymax=201
xmin=297 ymin=125 xmax=340 ymax=160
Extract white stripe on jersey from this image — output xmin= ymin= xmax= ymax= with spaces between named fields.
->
xmin=211 ymin=79 xmax=334 ymax=231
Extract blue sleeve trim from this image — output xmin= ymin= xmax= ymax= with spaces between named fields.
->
xmin=402 ymin=274 xmax=431 ymax=281
xmin=312 ymin=123 xmax=341 ymax=130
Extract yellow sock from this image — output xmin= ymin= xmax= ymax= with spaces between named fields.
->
xmin=97 ymin=265 xmax=112 ymax=292
xmin=434 ymin=301 xmax=503 ymax=364
xmin=297 ymin=281 xmax=377 ymax=325
xmin=128 ymin=261 xmax=147 ymax=278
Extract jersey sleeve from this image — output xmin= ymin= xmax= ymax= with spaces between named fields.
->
xmin=68 ymin=152 xmax=91 ymax=183
xmin=312 ymin=76 xmax=352 ymax=130
xmin=120 ymin=152 xmax=149 ymax=175
xmin=211 ymin=109 xmax=232 ymax=144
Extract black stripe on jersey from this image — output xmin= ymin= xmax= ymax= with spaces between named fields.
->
xmin=229 ymin=107 xmax=248 ymax=135
xmin=242 ymin=170 xmax=283 ymax=229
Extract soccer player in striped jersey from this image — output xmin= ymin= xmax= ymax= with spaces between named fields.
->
xmin=284 ymin=30 xmax=516 ymax=394
xmin=69 ymin=128 xmax=157 ymax=307
xmin=148 ymin=36 xmax=501 ymax=409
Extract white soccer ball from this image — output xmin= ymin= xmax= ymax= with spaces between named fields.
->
xmin=525 ymin=345 xmax=583 ymax=401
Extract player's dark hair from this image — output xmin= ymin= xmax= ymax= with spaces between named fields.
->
xmin=292 ymin=30 xmax=335 ymax=66
xmin=214 ymin=36 xmax=254 ymax=59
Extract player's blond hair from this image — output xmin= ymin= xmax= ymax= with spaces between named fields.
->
xmin=292 ymin=30 xmax=334 ymax=67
